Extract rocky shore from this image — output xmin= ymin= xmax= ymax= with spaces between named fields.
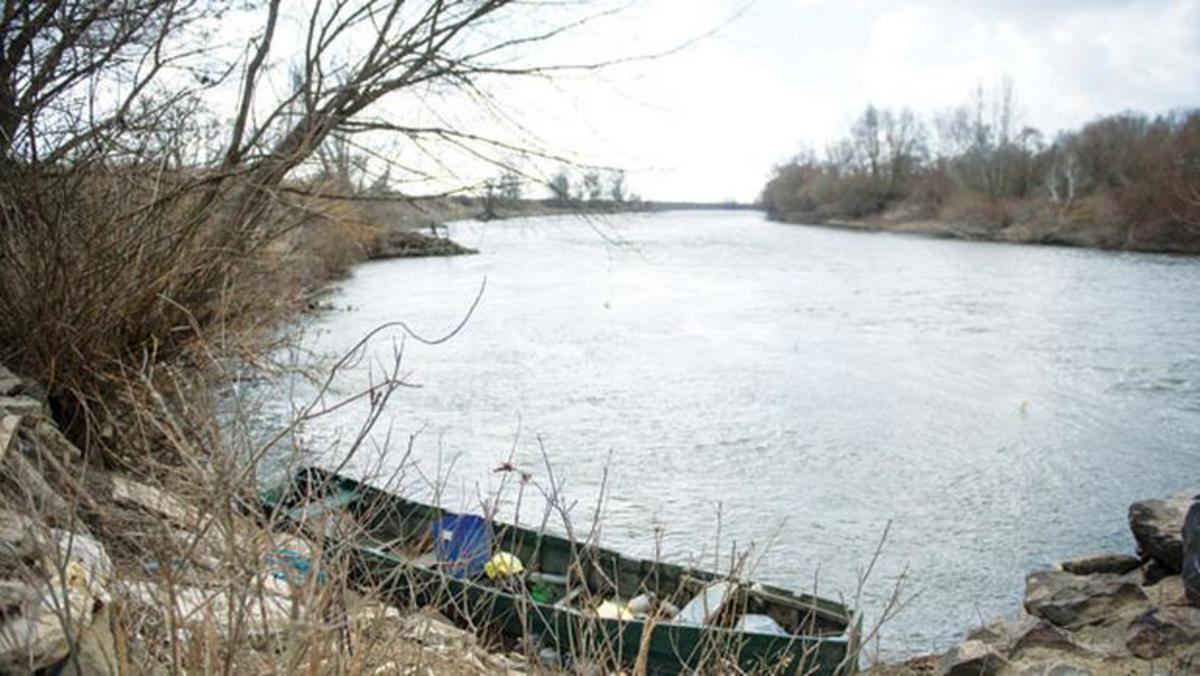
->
xmin=877 ymin=490 xmax=1199 ymax=675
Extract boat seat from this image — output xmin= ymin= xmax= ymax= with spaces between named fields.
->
xmin=554 ymin=584 xmax=586 ymax=609
xmin=410 ymin=550 xmax=438 ymax=568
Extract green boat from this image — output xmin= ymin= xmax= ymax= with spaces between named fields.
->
xmin=261 ymin=467 xmax=861 ymax=675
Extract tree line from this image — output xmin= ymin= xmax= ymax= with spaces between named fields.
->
xmin=762 ymin=83 xmax=1200 ymax=251
xmin=546 ymin=167 xmax=640 ymax=207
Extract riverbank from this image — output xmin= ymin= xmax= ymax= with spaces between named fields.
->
xmin=351 ymin=196 xmax=761 ymax=262
xmin=347 ymin=195 xmax=660 ymax=261
xmin=0 ymin=364 xmax=538 ymax=673
xmin=772 ymin=205 xmax=1200 ymax=255
xmin=761 ymin=108 xmax=1200 ymax=257
xmin=872 ymin=490 xmax=1198 ymax=675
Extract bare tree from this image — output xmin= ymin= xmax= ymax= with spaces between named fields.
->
xmin=843 ymin=105 xmax=926 ymax=205
xmin=851 ymin=105 xmax=884 ymax=181
xmin=0 ymin=0 xmax=224 ymax=166
xmin=548 ymin=168 xmax=572 ymax=205
xmin=934 ymin=79 xmax=1028 ymax=199
xmin=0 ymin=0 xmax=624 ymax=456
xmin=582 ymin=170 xmax=602 ymax=201
xmin=499 ymin=170 xmax=522 ymax=201
xmin=882 ymin=109 xmax=926 ymax=193
xmin=608 ymin=169 xmax=626 ymax=203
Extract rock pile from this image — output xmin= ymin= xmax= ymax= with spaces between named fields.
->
xmin=929 ymin=489 xmax=1200 ymax=675
xmin=0 ymin=365 xmax=119 ymax=673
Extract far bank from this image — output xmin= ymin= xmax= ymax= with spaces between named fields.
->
xmin=768 ymin=205 xmax=1200 ymax=255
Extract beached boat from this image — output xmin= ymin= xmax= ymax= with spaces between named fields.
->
xmin=260 ymin=467 xmax=860 ymax=675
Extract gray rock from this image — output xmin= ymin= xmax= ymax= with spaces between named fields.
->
xmin=1024 ymin=570 xmax=1148 ymax=629
xmin=0 ymin=509 xmax=39 ymax=564
xmin=965 ymin=615 xmax=1089 ymax=658
xmin=1183 ymin=499 xmax=1200 ymax=606
xmin=1173 ymin=646 xmax=1200 ymax=675
xmin=1018 ymin=662 xmax=1093 ymax=676
xmin=48 ymin=530 xmax=113 ymax=587
xmin=938 ymin=639 xmax=1007 ymax=676
xmin=1 ymin=450 xmax=72 ymax=523
xmin=0 ymin=554 xmax=109 ymax=671
xmin=1139 ymin=559 xmax=1174 ymax=586
xmin=0 ymin=415 xmax=18 ymax=461
xmin=1009 ymin=619 xmax=1086 ymax=657
xmin=31 ymin=417 xmax=83 ymax=466
xmin=1129 ymin=489 xmax=1197 ymax=574
xmin=110 ymin=475 xmax=195 ymax=525
xmin=124 ymin=580 xmax=293 ymax=640
xmin=1142 ymin=574 xmax=1186 ymax=607
xmin=1057 ymin=553 xmax=1141 ymax=577
xmin=0 ymin=580 xmax=39 ymax=612
xmin=0 ymin=396 xmax=41 ymax=417
xmin=0 ymin=364 xmax=20 ymax=396
xmin=1125 ymin=605 xmax=1200 ymax=660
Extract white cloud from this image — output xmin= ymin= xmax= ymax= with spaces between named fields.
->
xmin=531 ymin=0 xmax=1200 ymax=201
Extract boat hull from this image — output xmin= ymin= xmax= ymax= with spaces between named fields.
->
xmin=262 ymin=468 xmax=860 ymax=675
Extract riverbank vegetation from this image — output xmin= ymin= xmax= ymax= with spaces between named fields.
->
xmin=0 ymin=0 xmax=613 ymax=463
xmin=762 ymin=83 xmax=1200 ymax=253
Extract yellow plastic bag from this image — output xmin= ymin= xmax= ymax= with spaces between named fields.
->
xmin=484 ymin=551 xmax=525 ymax=579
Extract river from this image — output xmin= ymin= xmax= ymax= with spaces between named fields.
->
xmin=257 ymin=210 xmax=1200 ymax=659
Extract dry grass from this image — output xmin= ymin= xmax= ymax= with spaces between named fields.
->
xmin=0 ymin=166 xmax=386 ymax=466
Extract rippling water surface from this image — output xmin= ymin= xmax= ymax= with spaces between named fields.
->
xmin=260 ymin=211 xmax=1200 ymax=658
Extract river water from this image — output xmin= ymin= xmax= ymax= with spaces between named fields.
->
xmin=261 ymin=210 xmax=1200 ymax=658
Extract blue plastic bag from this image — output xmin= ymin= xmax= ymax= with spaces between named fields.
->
xmin=431 ymin=514 xmax=493 ymax=579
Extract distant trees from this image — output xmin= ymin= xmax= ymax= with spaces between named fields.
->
xmin=545 ymin=166 xmax=634 ymax=208
xmin=933 ymin=81 xmax=1044 ymax=200
xmin=481 ymin=169 xmax=524 ymax=219
xmin=609 ymin=170 xmax=627 ymax=203
xmin=498 ymin=171 xmax=523 ymax=201
xmin=582 ymin=171 xmax=604 ymax=202
xmin=762 ymin=83 xmax=1200 ymax=250
xmin=548 ymin=169 xmax=573 ymax=205
xmin=833 ymin=105 xmax=926 ymax=210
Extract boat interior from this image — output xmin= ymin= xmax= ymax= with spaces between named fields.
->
xmin=269 ymin=468 xmax=853 ymax=639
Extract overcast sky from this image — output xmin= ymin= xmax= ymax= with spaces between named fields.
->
xmin=499 ymin=0 xmax=1200 ymax=202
